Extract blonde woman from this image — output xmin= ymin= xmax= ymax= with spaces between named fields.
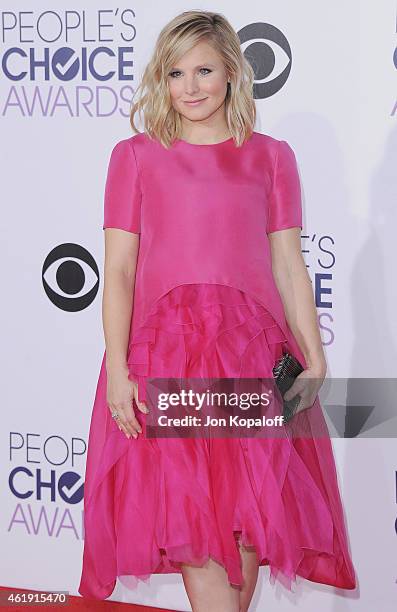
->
xmin=79 ymin=10 xmax=357 ymax=611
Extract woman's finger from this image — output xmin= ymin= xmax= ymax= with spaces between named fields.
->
xmin=117 ymin=418 xmax=132 ymax=438
xmin=283 ymin=381 xmax=304 ymax=402
xmin=117 ymin=408 xmax=138 ymax=438
xmin=132 ymin=381 xmax=150 ymax=414
xmin=124 ymin=411 xmax=143 ymax=438
xmin=117 ymin=402 xmax=142 ymax=438
xmin=107 ymin=404 xmax=130 ymax=438
xmin=108 ymin=400 xmax=139 ymax=439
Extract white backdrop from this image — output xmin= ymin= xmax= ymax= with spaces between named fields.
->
xmin=1 ymin=1 xmax=397 ymax=610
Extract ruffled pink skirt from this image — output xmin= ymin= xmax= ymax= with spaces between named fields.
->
xmin=78 ymin=283 xmax=357 ymax=599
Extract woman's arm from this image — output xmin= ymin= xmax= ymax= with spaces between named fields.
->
xmin=269 ymin=227 xmax=327 ymax=378
xmin=102 ymin=228 xmax=148 ymax=439
xmin=103 ymin=228 xmax=139 ymax=375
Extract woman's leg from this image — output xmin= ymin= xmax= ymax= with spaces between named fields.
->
xmin=181 ymin=558 xmax=240 ymax=612
xmin=180 ymin=541 xmax=260 ymax=612
xmin=238 ymin=541 xmax=259 ymax=612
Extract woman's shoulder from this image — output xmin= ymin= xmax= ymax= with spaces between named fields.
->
xmin=250 ymin=132 xmax=299 ymax=170
xmin=106 ymin=132 xmax=151 ymax=155
xmin=250 ymin=130 xmax=287 ymax=150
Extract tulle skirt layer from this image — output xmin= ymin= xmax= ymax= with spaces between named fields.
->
xmin=78 ymin=283 xmax=356 ymax=600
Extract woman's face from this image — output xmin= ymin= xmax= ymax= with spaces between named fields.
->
xmin=167 ymin=40 xmax=229 ymax=124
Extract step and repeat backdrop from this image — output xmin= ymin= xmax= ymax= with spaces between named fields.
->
xmin=1 ymin=1 xmax=396 ymax=611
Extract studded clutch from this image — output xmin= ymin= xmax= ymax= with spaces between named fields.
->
xmin=272 ymin=351 xmax=304 ymax=423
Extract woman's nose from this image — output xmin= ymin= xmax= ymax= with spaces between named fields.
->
xmin=184 ymin=79 xmax=200 ymax=95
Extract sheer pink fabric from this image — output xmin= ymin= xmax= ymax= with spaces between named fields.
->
xmin=78 ymin=132 xmax=357 ymax=599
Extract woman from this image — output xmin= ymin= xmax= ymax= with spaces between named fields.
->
xmin=78 ymin=10 xmax=357 ymax=611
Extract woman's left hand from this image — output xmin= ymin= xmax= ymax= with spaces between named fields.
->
xmin=283 ymin=366 xmax=326 ymax=416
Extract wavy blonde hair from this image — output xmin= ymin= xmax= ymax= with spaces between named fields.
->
xmin=129 ymin=10 xmax=256 ymax=148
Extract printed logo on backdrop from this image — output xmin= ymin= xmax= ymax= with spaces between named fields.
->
xmin=0 ymin=12 xmax=294 ymax=113
xmin=238 ymin=23 xmax=292 ymax=99
xmin=1 ymin=9 xmax=137 ymax=116
xmin=42 ymin=243 xmax=99 ymax=311
xmin=301 ymin=232 xmax=335 ymax=346
xmin=298 ymin=235 xmax=380 ymax=438
xmin=7 ymin=433 xmax=85 ymax=539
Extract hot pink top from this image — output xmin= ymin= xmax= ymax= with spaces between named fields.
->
xmin=103 ymin=130 xmax=304 ymax=363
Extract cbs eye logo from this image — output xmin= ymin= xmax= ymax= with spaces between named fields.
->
xmin=42 ymin=243 xmax=99 ymax=312
xmin=238 ymin=22 xmax=292 ymax=98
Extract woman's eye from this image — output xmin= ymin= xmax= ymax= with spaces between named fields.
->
xmin=168 ymin=68 xmax=212 ymax=78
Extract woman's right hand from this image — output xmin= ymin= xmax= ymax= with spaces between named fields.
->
xmin=106 ymin=366 xmax=149 ymax=439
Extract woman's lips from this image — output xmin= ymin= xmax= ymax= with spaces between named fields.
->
xmin=183 ymin=98 xmax=207 ymax=106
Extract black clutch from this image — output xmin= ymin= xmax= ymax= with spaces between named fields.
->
xmin=272 ymin=351 xmax=304 ymax=423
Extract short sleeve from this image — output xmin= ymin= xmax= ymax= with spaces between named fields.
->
xmin=266 ymin=139 xmax=303 ymax=234
xmin=102 ymin=139 xmax=141 ymax=234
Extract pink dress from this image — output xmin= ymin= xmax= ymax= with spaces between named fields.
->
xmin=78 ymin=131 xmax=357 ymax=599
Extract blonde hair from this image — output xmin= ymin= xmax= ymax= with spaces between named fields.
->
xmin=129 ymin=10 xmax=256 ymax=148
